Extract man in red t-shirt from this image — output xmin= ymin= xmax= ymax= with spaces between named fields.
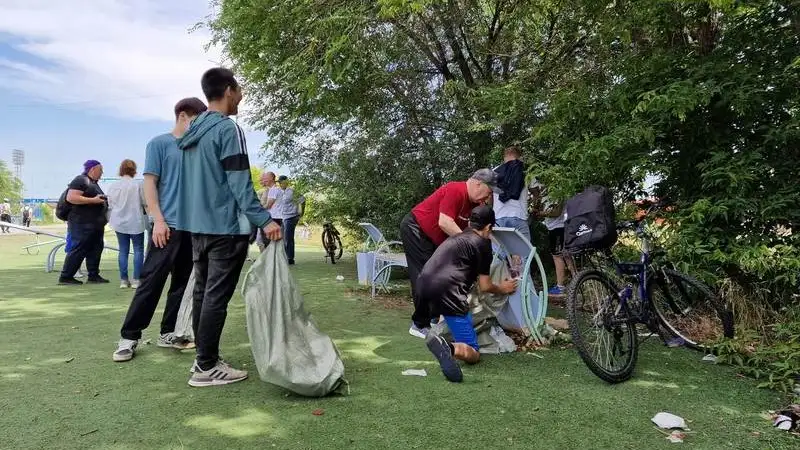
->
xmin=399 ymin=169 xmax=499 ymax=338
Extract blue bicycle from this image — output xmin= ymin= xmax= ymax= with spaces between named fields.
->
xmin=566 ymin=202 xmax=734 ymax=383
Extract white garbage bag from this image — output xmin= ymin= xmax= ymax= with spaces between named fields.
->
xmin=241 ymin=243 xmax=345 ymax=397
xmin=173 ymin=268 xmax=195 ymax=341
xmin=489 ymin=326 xmax=517 ymax=353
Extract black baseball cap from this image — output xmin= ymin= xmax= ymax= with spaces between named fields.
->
xmin=469 ymin=205 xmax=496 ymax=229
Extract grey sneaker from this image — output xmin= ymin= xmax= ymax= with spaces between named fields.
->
xmin=426 ymin=335 xmax=463 ymax=382
xmin=188 ymin=361 xmax=248 ymax=387
xmin=112 ymin=339 xmax=138 ymax=362
xmin=157 ymin=333 xmax=195 ymax=350
xmin=409 ymin=323 xmax=430 ymax=339
xmin=190 ymin=357 xmax=226 ymax=373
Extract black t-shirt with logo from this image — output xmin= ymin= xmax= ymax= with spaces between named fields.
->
xmin=68 ymin=175 xmax=107 ymax=228
xmin=417 ymin=230 xmax=493 ymax=316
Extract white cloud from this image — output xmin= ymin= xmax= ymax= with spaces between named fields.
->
xmin=0 ymin=0 xmax=224 ymax=121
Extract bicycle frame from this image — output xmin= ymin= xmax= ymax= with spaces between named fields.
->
xmin=571 ymin=215 xmax=664 ymax=333
xmin=612 ymin=223 xmax=656 ymax=325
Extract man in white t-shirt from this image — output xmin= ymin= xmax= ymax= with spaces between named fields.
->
xmin=0 ymin=198 xmax=11 ymax=233
xmin=492 ymin=146 xmax=530 ymax=242
xmin=257 ymin=171 xmax=283 ymax=251
xmin=276 ymin=175 xmax=305 ymax=265
xmin=22 ymin=204 xmax=33 ymax=227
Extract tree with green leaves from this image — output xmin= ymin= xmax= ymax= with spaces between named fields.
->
xmin=208 ymin=0 xmax=596 ymax=233
xmin=209 ymin=0 xmax=800 ymax=308
xmin=0 ymin=160 xmax=22 ymax=202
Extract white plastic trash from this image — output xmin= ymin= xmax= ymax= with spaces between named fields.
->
xmin=774 ymin=415 xmax=793 ymax=431
xmin=401 ymin=369 xmax=427 ymax=377
xmin=173 ymin=267 xmax=195 ymax=341
xmin=489 ymin=326 xmax=517 ymax=353
xmin=652 ymin=412 xmax=688 ymax=429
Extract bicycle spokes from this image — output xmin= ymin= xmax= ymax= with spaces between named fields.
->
xmin=652 ymin=270 xmax=733 ymax=348
xmin=574 ymin=277 xmax=634 ymax=373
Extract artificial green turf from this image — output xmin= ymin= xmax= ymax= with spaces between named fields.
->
xmin=0 ymin=230 xmax=796 ymax=449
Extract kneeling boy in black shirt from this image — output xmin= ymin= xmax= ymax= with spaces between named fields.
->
xmin=418 ymin=205 xmax=518 ymax=382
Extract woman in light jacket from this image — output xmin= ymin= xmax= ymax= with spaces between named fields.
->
xmin=106 ymin=159 xmax=146 ymax=288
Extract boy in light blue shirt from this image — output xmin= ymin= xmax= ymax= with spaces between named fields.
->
xmin=114 ymin=98 xmax=208 ymax=364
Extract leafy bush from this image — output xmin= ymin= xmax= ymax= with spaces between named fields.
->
xmin=211 ymin=0 xmax=800 ymax=324
xmin=38 ymin=204 xmax=55 ymax=224
xmin=714 ymin=307 xmax=800 ymax=394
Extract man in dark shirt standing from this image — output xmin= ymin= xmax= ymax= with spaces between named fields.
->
xmin=418 ymin=205 xmax=518 ymax=382
xmin=59 ymin=160 xmax=110 ymax=285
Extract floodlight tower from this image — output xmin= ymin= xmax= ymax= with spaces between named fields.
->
xmin=11 ymin=149 xmax=24 ymax=181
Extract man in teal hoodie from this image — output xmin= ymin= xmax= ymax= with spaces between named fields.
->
xmin=176 ymin=67 xmax=282 ymax=387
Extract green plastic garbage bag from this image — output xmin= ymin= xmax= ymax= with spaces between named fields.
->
xmin=241 ymin=243 xmax=346 ymax=397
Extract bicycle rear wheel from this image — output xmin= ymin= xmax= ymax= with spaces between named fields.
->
xmin=567 ymin=269 xmax=639 ymax=383
xmin=651 ymin=269 xmax=734 ymax=351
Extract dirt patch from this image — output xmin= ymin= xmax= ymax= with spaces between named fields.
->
xmin=344 ymin=287 xmax=412 ymax=310
xmin=372 ymin=294 xmax=412 ymax=310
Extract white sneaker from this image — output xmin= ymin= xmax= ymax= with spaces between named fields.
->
xmin=188 ymin=360 xmax=248 ymax=387
xmin=112 ymin=339 xmax=138 ymax=362
xmin=409 ymin=323 xmax=430 ymax=339
xmin=120 ymin=280 xmax=130 ymax=289
xmin=130 ymin=279 xmax=140 ymax=289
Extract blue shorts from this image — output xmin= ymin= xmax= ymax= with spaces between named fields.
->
xmin=443 ymin=312 xmax=479 ymax=351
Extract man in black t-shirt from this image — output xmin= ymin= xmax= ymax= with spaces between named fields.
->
xmin=418 ymin=205 xmax=518 ymax=382
xmin=58 ymin=160 xmax=110 ymax=285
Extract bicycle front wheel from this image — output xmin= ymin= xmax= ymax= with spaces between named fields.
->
xmin=334 ymin=233 xmax=343 ymax=260
xmin=567 ymin=269 xmax=639 ymax=383
xmin=321 ymin=228 xmax=330 ymax=250
xmin=321 ymin=229 xmax=335 ymax=263
xmin=651 ymin=269 xmax=734 ymax=351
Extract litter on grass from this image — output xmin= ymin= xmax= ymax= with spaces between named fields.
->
xmin=401 ymin=369 xmax=427 ymax=377
xmin=701 ymin=354 xmax=718 ymax=363
xmin=652 ymin=412 xmax=688 ymax=430
xmin=336 ymin=275 xmax=345 ymax=281
xmin=666 ymin=430 xmax=686 ymax=443
xmin=775 ymin=415 xmax=793 ymax=431
xmin=771 ymin=404 xmax=799 ymax=432
xmin=544 ymin=317 xmax=569 ymax=331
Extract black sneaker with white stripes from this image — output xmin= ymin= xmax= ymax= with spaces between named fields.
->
xmin=188 ymin=360 xmax=248 ymax=387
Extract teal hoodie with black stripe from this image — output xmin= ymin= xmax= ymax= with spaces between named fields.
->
xmin=175 ymin=111 xmax=271 ymax=235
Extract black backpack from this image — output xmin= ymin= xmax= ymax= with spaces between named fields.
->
xmin=55 ymin=187 xmax=72 ymax=221
xmin=564 ymin=185 xmax=617 ymax=251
